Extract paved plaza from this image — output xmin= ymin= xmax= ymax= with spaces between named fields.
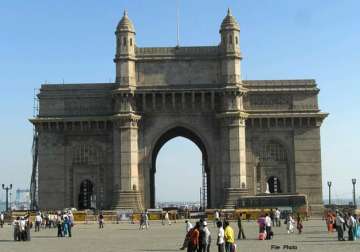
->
xmin=0 ymin=219 xmax=360 ymax=252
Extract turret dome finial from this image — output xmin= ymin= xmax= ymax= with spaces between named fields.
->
xmin=227 ymin=8 xmax=232 ymax=16
xmin=117 ymin=9 xmax=135 ymax=33
xmin=220 ymin=8 xmax=239 ymax=32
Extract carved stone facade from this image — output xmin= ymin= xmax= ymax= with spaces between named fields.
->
xmin=31 ymin=10 xmax=327 ymax=213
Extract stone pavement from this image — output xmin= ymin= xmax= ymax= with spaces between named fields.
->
xmin=0 ymin=219 xmax=359 ymax=252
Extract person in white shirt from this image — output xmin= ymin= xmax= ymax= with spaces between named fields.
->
xmin=286 ymin=214 xmax=295 ymax=234
xmin=0 ymin=212 xmax=4 ymax=228
xmin=180 ymin=220 xmax=193 ymax=250
xmin=202 ymin=221 xmax=212 ymax=252
xmin=217 ymin=221 xmax=225 ymax=252
xmin=274 ymin=208 xmax=281 ymax=227
xmin=35 ymin=213 xmax=42 ymax=232
xmin=214 ymin=210 xmax=220 ymax=227
xmin=347 ymin=212 xmax=356 ymax=241
xmin=335 ymin=211 xmax=345 ymax=241
xmin=19 ymin=217 xmax=27 ymax=241
xmin=164 ymin=211 xmax=171 ymax=225
xmin=265 ymin=213 xmax=272 ymax=240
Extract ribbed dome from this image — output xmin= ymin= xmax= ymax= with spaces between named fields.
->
xmin=117 ymin=10 xmax=135 ymax=33
xmin=220 ymin=8 xmax=240 ymax=32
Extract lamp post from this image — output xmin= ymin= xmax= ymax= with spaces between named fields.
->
xmin=352 ymin=178 xmax=356 ymax=208
xmin=2 ymin=184 xmax=12 ymax=212
xmin=327 ymin=181 xmax=332 ymax=206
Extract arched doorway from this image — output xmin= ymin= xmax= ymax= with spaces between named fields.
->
xmin=150 ymin=127 xmax=210 ymax=209
xmin=78 ymin=179 xmax=94 ymax=209
xmin=267 ymin=176 xmax=281 ymax=193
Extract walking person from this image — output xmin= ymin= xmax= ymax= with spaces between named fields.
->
xmin=164 ymin=211 xmax=171 ymax=225
xmin=286 ymin=214 xmax=295 ymax=234
xmin=35 ymin=212 xmax=42 ymax=232
xmin=180 ymin=220 xmax=193 ymax=250
xmin=224 ymin=220 xmax=235 ymax=252
xmin=326 ymin=212 xmax=335 ymax=233
xmin=257 ymin=214 xmax=266 ymax=240
xmin=0 ymin=212 xmax=4 ymax=228
xmin=216 ymin=221 xmax=225 ymax=252
xmin=237 ymin=213 xmax=246 ymax=240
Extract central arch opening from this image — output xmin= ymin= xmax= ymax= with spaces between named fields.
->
xmin=150 ymin=127 xmax=211 ymax=209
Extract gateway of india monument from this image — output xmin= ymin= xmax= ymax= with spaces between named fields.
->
xmin=30 ymin=9 xmax=328 ymax=214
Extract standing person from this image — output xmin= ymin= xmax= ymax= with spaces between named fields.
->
xmin=296 ymin=214 xmax=303 ymax=234
xmin=335 ymin=212 xmax=345 ymax=241
xmin=347 ymin=212 xmax=356 ymax=241
xmin=188 ymin=222 xmax=200 ymax=252
xmin=326 ymin=212 xmax=334 ymax=233
xmin=257 ymin=214 xmax=266 ymax=240
xmin=98 ymin=212 xmax=104 ymax=229
xmin=286 ymin=214 xmax=295 ymax=234
xmin=202 ymin=221 xmax=211 ymax=252
xmin=35 ymin=212 xmax=42 ymax=232
xmin=270 ymin=209 xmax=275 ymax=227
xmin=13 ymin=217 xmax=21 ymax=241
xmin=198 ymin=221 xmax=211 ymax=252
xmin=139 ymin=212 xmax=145 ymax=230
xmin=274 ymin=208 xmax=281 ymax=227
xmin=216 ymin=221 xmax=225 ymax=252
xmin=265 ymin=213 xmax=272 ymax=240
xmin=19 ymin=217 xmax=27 ymax=241
xmin=56 ymin=214 xmax=63 ymax=237
xmin=237 ymin=213 xmax=246 ymax=240
xmin=223 ymin=220 xmax=235 ymax=252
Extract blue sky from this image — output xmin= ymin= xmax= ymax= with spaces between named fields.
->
xmin=0 ymin=0 xmax=359 ymax=202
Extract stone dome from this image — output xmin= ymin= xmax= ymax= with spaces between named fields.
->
xmin=117 ymin=10 xmax=135 ymax=33
xmin=220 ymin=8 xmax=240 ymax=32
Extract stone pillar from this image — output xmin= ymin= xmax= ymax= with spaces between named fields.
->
xmin=226 ymin=114 xmax=248 ymax=208
xmin=219 ymin=112 xmax=249 ymax=208
xmin=112 ymin=113 xmax=143 ymax=211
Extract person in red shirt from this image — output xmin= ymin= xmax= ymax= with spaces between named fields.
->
xmin=188 ymin=222 xmax=200 ymax=252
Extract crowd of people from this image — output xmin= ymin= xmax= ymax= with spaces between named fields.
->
xmin=179 ymin=213 xmax=243 ymax=252
xmin=326 ymin=210 xmax=360 ymax=241
xmin=256 ymin=208 xmax=304 ymax=240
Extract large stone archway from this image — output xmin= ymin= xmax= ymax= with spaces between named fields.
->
xmin=32 ymin=10 xmax=327 ymax=213
xmin=149 ymin=126 xmax=211 ymax=208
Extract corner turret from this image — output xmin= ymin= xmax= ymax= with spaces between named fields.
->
xmin=114 ymin=10 xmax=136 ymax=85
xmin=220 ymin=8 xmax=242 ymax=84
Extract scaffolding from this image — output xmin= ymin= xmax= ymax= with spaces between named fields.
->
xmin=30 ymin=88 xmax=39 ymax=210
xmin=200 ymin=159 xmax=207 ymax=210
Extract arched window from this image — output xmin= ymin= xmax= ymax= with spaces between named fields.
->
xmin=123 ymin=37 xmax=126 ymax=46
xmin=259 ymin=141 xmax=287 ymax=162
xmin=130 ymin=38 xmax=133 ymax=46
xmin=235 ymin=36 xmax=238 ymax=44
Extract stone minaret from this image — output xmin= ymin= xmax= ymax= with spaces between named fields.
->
xmin=114 ymin=10 xmax=136 ymax=85
xmin=220 ymin=8 xmax=242 ymax=85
